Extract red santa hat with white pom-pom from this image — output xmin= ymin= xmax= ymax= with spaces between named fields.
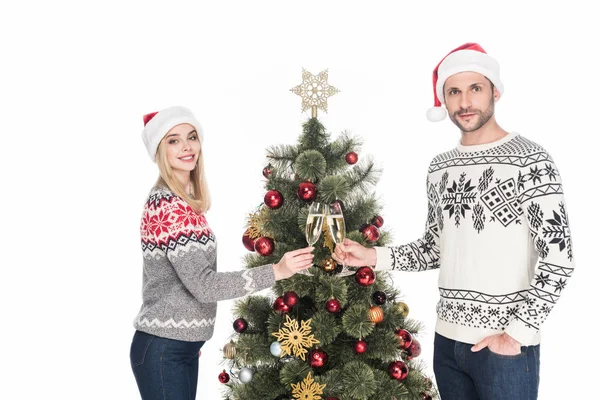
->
xmin=426 ymin=43 xmax=504 ymax=122
xmin=141 ymin=106 xmax=204 ymax=162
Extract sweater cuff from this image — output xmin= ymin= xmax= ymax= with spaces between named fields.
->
xmin=504 ymin=319 xmax=538 ymax=345
xmin=374 ymin=247 xmax=394 ymax=271
xmin=251 ymin=264 xmax=276 ymax=292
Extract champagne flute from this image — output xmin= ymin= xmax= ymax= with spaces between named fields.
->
xmin=305 ymin=202 xmax=325 ymax=246
xmin=302 ymin=202 xmax=325 ymax=276
xmin=327 ymin=202 xmax=353 ymax=276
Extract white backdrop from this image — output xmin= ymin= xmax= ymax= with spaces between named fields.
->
xmin=1 ymin=1 xmax=597 ymax=399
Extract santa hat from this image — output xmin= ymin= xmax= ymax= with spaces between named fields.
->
xmin=141 ymin=106 xmax=204 ymax=162
xmin=426 ymin=43 xmax=504 ymax=122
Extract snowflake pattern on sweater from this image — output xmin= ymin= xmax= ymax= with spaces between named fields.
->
xmin=377 ymin=133 xmax=575 ymax=345
xmin=133 ymin=186 xmax=276 ymax=342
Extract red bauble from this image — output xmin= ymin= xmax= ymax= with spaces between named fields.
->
xmin=262 ymin=164 xmax=272 ymax=178
xmin=354 ymin=339 xmax=368 ymax=354
xmin=421 ymin=393 xmax=433 ymax=400
xmin=359 ymin=223 xmax=369 ymax=233
xmin=395 ymin=328 xmax=413 ymax=350
xmin=372 ymin=291 xmax=387 ymax=305
xmin=355 ymin=266 xmax=376 ymax=286
xmin=371 ymin=215 xmax=384 ymax=228
xmin=331 ymin=199 xmax=345 ymax=212
xmin=283 ymin=291 xmax=299 ymax=307
xmin=273 ymin=296 xmax=290 ymax=313
xmin=233 ymin=318 xmax=248 ymax=333
xmin=254 ymin=237 xmax=274 ymax=256
xmin=242 ymin=229 xmax=255 ymax=252
xmin=218 ymin=370 xmax=230 ymax=384
xmin=308 ymin=348 xmax=328 ymax=368
xmin=345 ymin=151 xmax=358 ymax=165
xmin=405 ymin=338 xmax=421 ymax=359
xmin=387 ymin=360 xmax=409 ymax=381
xmin=362 ymin=224 xmax=380 ymax=242
xmin=297 ymin=181 xmax=317 ymax=202
xmin=264 ymin=190 xmax=284 ymax=209
xmin=325 ymin=298 xmax=342 ymax=313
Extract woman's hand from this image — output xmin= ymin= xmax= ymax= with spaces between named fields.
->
xmin=273 ymin=247 xmax=314 ymax=280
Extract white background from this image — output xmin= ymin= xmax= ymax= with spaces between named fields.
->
xmin=1 ymin=1 xmax=597 ymax=399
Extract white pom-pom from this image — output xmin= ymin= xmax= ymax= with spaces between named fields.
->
xmin=426 ymin=106 xmax=447 ymax=122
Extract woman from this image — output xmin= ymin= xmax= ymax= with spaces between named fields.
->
xmin=130 ymin=106 xmax=313 ymax=399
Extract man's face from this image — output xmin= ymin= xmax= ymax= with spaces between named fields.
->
xmin=443 ymin=72 xmax=498 ymax=132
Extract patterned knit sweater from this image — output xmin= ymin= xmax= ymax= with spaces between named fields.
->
xmin=133 ymin=186 xmax=276 ymax=342
xmin=375 ymin=132 xmax=575 ymax=346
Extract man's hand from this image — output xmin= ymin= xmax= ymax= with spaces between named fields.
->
xmin=332 ymin=238 xmax=377 ymax=267
xmin=471 ymin=333 xmax=521 ymax=356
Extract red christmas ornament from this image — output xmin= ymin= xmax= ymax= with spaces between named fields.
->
xmin=273 ymin=296 xmax=290 ymax=313
xmin=355 ymin=266 xmax=376 ymax=287
xmin=395 ymin=328 xmax=413 ymax=350
xmin=372 ymin=291 xmax=387 ymax=305
xmin=371 ymin=215 xmax=384 ymax=228
xmin=242 ymin=229 xmax=255 ymax=252
xmin=421 ymin=393 xmax=433 ymax=400
xmin=331 ymin=199 xmax=345 ymax=212
xmin=218 ymin=370 xmax=230 ymax=384
xmin=308 ymin=348 xmax=328 ymax=368
xmin=359 ymin=223 xmax=369 ymax=233
xmin=297 ymin=181 xmax=317 ymax=201
xmin=233 ymin=318 xmax=248 ymax=333
xmin=264 ymin=190 xmax=284 ymax=209
xmin=405 ymin=338 xmax=421 ymax=359
xmin=362 ymin=224 xmax=380 ymax=242
xmin=283 ymin=291 xmax=299 ymax=307
xmin=254 ymin=237 xmax=274 ymax=256
xmin=354 ymin=339 xmax=368 ymax=354
xmin=325 ymin=298 xmax=342 ymax=313
xmin=345 ymin=151 xmax=358 ymax=165
xmin=262 ymin=164 xmax=272 ymax=178
xmin=387 ymin=360 xmax=409 ymax=381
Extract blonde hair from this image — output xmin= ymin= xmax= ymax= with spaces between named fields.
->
xmin=155 ymin=137 xmax=211 ymax=214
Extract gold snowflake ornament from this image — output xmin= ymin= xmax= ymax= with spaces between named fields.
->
xmin=246 ymin=206 xmax=269 ymax=239
xmin=291 ymin=372 xmax=326 ymax=400
xmin=290 ymin=69 xmax=339 ymax=118
xmin=272 ymin=314 xmax=319 ymax=360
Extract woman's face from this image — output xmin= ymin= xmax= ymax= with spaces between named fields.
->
xmin=164 ymin=123 xmax=201 ymax=176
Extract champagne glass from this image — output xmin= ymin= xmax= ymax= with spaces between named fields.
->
xmin=301 ymin=202 xmax=325 ymax=276
xmin=327 ymin=202 xmax=353 ymax=276
xmin=305 ymin=202 xmax=325 ymax=246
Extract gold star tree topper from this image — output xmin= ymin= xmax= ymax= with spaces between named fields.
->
xmin=290 ymin=69 xmax=339 ymax=118
xmin=272 ymin=314 xmax=319 ymax=360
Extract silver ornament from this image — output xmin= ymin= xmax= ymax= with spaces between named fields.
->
xmin=270 ymin=341 xmax=282 ymax=357
xmin=239 ymin=367 xmax=254 ymax=383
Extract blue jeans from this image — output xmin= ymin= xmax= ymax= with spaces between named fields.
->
xmin=433 ymin=333 xmax=540 ymax=400
xmin=130 ymin=330 xmax=205 ymax=400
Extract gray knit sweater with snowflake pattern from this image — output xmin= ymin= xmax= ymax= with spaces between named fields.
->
xmin=375 ymin=132 xmax=575 ymax=346
xmin=132 ymin=186 xmax=275 ymax=342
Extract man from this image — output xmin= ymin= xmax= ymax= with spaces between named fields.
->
xmin=333 ymin=43 xmax=575 ymax=400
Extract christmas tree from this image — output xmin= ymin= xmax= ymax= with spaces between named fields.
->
xmin=218 ymin=70 xmax=437 ymax=400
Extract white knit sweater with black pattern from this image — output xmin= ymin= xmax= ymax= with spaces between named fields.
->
xmin=375 ymin=132 xmax=575 ymax=346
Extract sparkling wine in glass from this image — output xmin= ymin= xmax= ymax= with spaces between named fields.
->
xmin=327 ymin=201 xmax=353 ymax=276
xmin=305 ymin=202 xmax=325 ymax=246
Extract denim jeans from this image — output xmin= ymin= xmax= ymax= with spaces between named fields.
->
xmin=130 ymin=330 xmax=205 ymax=400
xmin=433 ymin=333 xmax=540 ymax=400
